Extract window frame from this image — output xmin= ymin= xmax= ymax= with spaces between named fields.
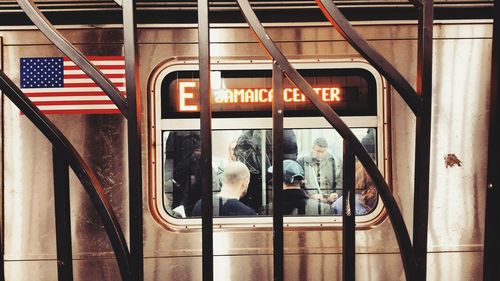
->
xmin=148 ymin=58 xmax=389 ymax=230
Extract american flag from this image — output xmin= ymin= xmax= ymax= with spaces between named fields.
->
xmin=20 ymin=56 xmax=125 ymax=114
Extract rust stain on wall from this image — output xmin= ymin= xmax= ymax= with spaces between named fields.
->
xmin=444 ymin=153 xmax=462 ymax=168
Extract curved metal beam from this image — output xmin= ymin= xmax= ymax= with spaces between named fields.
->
xmin=316 ymin=0 xmax=422 ymax=117
xmin=0 ymin=71 xmax=132 ymax=281
xmin=236 ymin=1 xmax=418 ymax=280
xmin=16 ymin=0 xmax=128 ymax=117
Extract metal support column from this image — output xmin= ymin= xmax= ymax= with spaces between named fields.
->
xmin=342 ymin=141 xmax=355 ymax=281
xmin=272 ymin=62 xmax=284 ymax=281
xmin=413 ymin=1 xmax=433 ymax=280
xmin=52 ymin=148 xmax=73 ymax=281
xmin=0 ymin=36 xmax=4 ymax=281
xmin=122 ymin=0 xmax=143 ymax=280
xmin=484 ymin=0 xmax=500 ymax=279
xmin=198 ymin=1 xmax=214 ymax=280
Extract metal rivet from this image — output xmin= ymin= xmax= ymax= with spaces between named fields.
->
xmin=488 ymin=183 xmax=494 ymax=189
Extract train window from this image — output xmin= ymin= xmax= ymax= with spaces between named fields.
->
xmin=162 ymin=128 xmax=378 ymax=218
xmin=150 ymin=60 xmax=387 ymax=228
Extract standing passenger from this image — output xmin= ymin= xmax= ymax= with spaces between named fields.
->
xmin=361 ymin=129 xmax=376 ymax=161
xmin=234 ymin=130 xmax=271 ymax=212
xmin=215 ymin=140 xmax=237 ymax=191
xmin=297 ymin=137 xmax=341 ymax=204
xmin=165 ymin=131 xmax=202 ymax=217
xmin=283 ymin=129 xmax=298 ymax=161
xmin=234 ymin=129 xmax=298 ymax=211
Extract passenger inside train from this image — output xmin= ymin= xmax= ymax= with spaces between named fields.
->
xmin=214 ymin=140 xmax=238 ymax=192
xmin=162 ymin=128 xmax=378 ymax=218
xmin=261 ymin=159 xmax=332 ymax=215
xmin=297 ymin=137 xmax=342 ymax=204
xmin=232 ymin=129 xmax=272 ymax=211
xmin=164 ymin=131 xmax=202 ymax=218
xmin=331 ymin=161 xmax=378 ymax=216
xmin=191 ymin=161 xmax=257 ymax=217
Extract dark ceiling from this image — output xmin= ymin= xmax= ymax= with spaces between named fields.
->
xmin=0 ymin=0 xmax=494 ymax=25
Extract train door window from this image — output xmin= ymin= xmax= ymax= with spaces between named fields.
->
xmin=150 ymin=59 xmax=387 ymax=228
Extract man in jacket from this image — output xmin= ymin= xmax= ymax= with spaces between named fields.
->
xmin=297 ymin=137 xmax=341 ymax=204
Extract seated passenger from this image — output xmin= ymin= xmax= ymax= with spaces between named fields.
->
xmin=297 ymin=137 xmax=341 ymax=204
xmin=262 ymin=160 xmax=331 ymax=216
xmin=192 ymin=161 xmax=257 ymax=216
xmin=331 ymin=161 xmax=378 ymax=215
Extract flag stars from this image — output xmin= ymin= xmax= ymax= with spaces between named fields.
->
xmin=20 ymin=57 xmax=64 ymax=88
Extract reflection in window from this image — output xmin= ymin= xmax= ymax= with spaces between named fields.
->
xmin=162 ymin=128 xmax=378 ymax=218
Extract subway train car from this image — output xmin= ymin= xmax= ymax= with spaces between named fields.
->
xmin=0 ymin=0 xmax=496 ymax=280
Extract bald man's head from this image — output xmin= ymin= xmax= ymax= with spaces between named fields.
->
xmin=221 ymin=161 xmax=251 ymax=198
xmin=223 ymin=161 xmax=250 ymax=186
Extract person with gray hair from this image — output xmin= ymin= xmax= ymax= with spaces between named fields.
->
xmin=297 ymin=137 xmax=341 ymax=204
xmin=192 ymin=161 xmax=257 ymax=216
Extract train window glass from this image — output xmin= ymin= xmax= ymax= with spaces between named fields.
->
xmin=162 ymin=128 xmax=378 ymax=218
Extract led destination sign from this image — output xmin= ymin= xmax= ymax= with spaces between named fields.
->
xmin=179 ymin=81 xmax=342 ymax=111
xmin=161 ymin=69 xmax=377 ymax=118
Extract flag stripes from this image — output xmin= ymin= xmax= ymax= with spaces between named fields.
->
xmin=20 ymin=56 xmax=125 ymax=115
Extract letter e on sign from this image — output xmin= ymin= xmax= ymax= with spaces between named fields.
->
xmin=179 ymin=81 xmax=198 ymax=111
